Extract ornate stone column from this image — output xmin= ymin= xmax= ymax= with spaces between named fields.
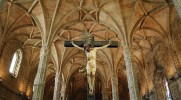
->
xmin=149 ymin=89 xmax=158 ymax=100
xmin=111 ymin=75 xmax=119 ymax=100
xmin=168 ymin=73 xmax=181 ymax=100
xmin=123 ymin=44 xmax=140 ymax=100
xmin=169 ymin=49 xmax=181 ymax=99
xmin=173 ymin=0 xmax=181 ymax=18
xmin=60 ymin=81 xmax=66 ymax=100
xmin=32 ymin=45 xmax=50 ymax=100
xmin=142 ymin=89 xmax=158 ymax=100
xmin=172 ymin=51 xmax=181 ymax=93
xmin=177 ymin=76 xmax=181 ymax=94
xmin=102 ymin=87 xmax=110 ymax=100
xmin=53 ymin=72 xmax=61 ymax=100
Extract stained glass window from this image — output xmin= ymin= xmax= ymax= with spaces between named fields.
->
xmin=9 ymin=49 xmax=22 ymax=78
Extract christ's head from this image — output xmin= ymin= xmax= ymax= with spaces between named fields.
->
xmin=84 ymin=42 xmax=90 ymax=52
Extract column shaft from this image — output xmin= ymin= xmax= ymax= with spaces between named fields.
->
xmin=168 ymin=74 xmax=181 ymax=100
xmin=149 ymin=92 xmax=158 ymax=100
xmin=60 ymin=81 xmax=66 ymax=100
xmin=173 ymin=0 xmax=181 ymax=18
xmin=171 ymin=50 xmax=181 ymax=92
xmin=177 ymin=77 xmax=181 ymax=93
xmin=53 ymin=72 xmax=61 ymax=100
xmin=111 ymin=76 xmax=119 ymax=100
xmin=102 ymin=88 xmax=109 ymax=100
xmin=32 ymin=45 xmax=50 ymax=100
xmin=123 ymin=44 xmax=140 ymax=100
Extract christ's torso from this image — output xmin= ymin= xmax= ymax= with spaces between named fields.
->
xmin=85 ymin=49 xmax=97 ymax=75
xmin=86 ymin=49 xmax=97 ymax=63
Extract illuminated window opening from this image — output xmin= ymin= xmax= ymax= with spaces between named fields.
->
xmin=9 ymin=49 xmax=22 ymax=78
xmin=164 ymin=78 xmax=172 ymax=100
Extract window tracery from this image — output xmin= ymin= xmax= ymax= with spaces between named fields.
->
xmin=9 ymin=49 xmax=22 ymax=78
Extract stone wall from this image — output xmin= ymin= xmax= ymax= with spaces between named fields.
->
xmin=0 ymin=42 xmax=35 ymax=100
xmin=0 ymin=83 xmax=28 ymax=100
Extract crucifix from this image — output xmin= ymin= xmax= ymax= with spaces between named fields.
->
xmin=64 ymin=33 xmax=118 ymax=100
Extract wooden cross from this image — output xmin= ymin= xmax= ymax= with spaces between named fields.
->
xmin=64 ymin=37 xmax=118 ymax=48
xmin=64 ymin=37 xmax=118 ymax=100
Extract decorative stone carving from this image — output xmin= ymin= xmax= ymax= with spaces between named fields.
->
xmin=168 ymin=72 xmax=181 ymax=100
xmin=32 ymin=45 xmax=50 ymax=100
xmin=53 ymin=72 xmax=61 ymax=100
xmin=123 ymin=44 xmax=140 ymax=100
xmin=111 ymin=76 xmax=119 ymax=100
xmin=102 ymin=87 xmax=110 ymax=100
xmin=60 ymin=81 xmax=66 ymax=100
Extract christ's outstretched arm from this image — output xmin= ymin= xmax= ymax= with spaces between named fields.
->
xmin=95 ymin=41 xmax=111 ymax=50
xmin=71 ymin=41 xmax=84 ymax=50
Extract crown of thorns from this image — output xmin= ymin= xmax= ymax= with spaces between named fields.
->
xmin=82 ymin=32 xmax=92 ymax=43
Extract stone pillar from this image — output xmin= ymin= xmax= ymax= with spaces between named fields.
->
xmin=169 ymin=49 xmax=181 ymax=99
xmin=53 ymin=72 xmax=61 ymax=100
xmin=149 ymin=89 xmax=158 ymax=100
xmin=60 ymin=81 xmax=66 ymax=100
xmin=32 ymin=45 xmax=50 ymax=100
xmin=102 ymin=87 xmax=110 ymax=100
xmin=142 ymin=90 xmax=158 ymax=100
xmin=111 ymin=75 xmax=119 ymax=100
xmin=156 ymin=80 xmax=166 ymax=100
xmin=177 ymin=77 xmax=181 ymax=93
xmin=123 ymin=44 xmax=140 ymax=100
xmin=173 ymin=0 xmax=181 ymax=18
xmin=168 ymin=73 xmax=181 ymax=100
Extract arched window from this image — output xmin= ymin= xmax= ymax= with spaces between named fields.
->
xmin=9 ymin=49 xmax=22 ymax=78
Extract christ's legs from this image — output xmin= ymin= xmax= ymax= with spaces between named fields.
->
xmin=90 ymin=73 xmax=95 ymax=96
xmin=86 ymin=63 xmax=92 ymax=95
xmin=87 ymin=74 xmax=94 ymax=95
xmin=90 ymin=64 xmax=96 ymax=95
xmin=86 ymin=62 xmax=97 ymax=96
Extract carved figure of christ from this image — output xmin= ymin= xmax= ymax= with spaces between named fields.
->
xmin=71 ymin=41 xmax=111 ymax=95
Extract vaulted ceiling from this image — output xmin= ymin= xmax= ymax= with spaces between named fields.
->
xmin=0 ymin=0 xmax=181 ymax=99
